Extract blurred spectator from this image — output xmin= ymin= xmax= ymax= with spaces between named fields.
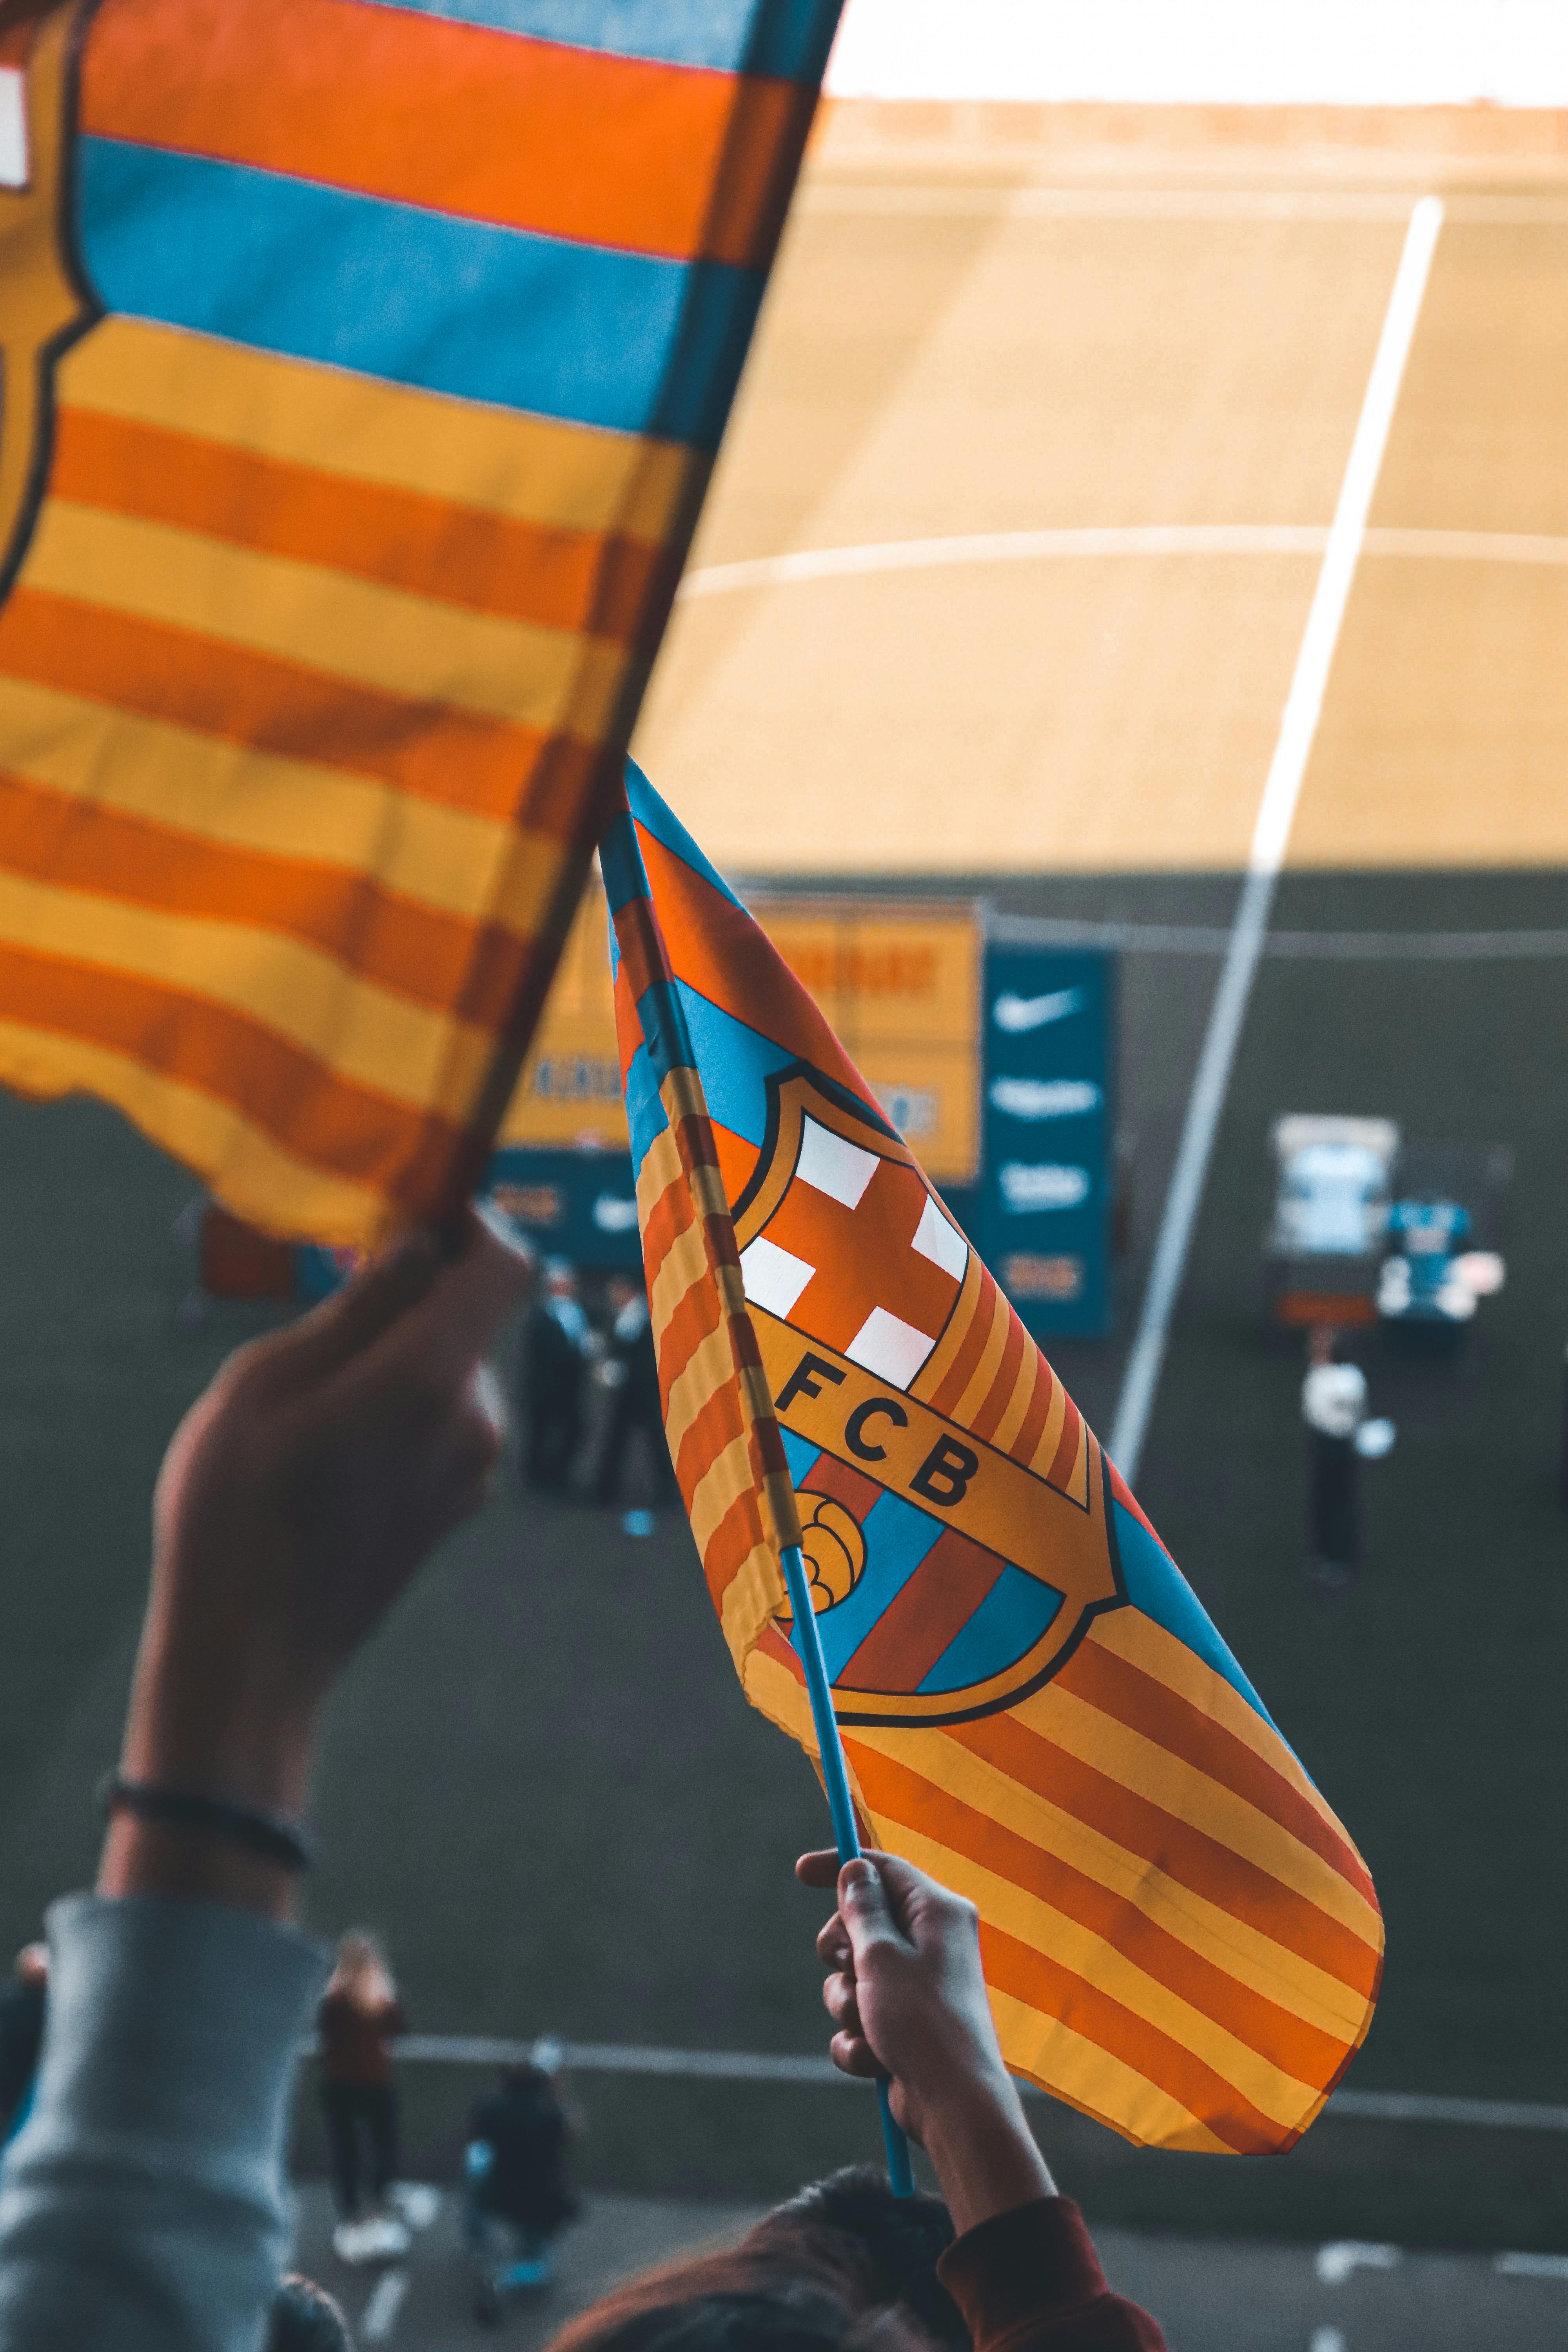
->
xmin=594 ymin=1273 xmax=676 ymax=1520
xmin=522 ymin=1258 xmax=596 ymax=1494
xmin=1302 ymin=1327 xmax=1365 ymax=1589
xmin=464 ymin=2044 xmax=581 ymax=2324
xmin=319 ymin=1932 xmax=408 ymax=2263
xmin=0 ymin=1944 xmax=47 ymax=2146
xmin=264 ymin=2272 xmax=354 ymax=2352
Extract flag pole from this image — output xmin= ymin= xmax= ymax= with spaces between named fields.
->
xmin=602 ymin=788 xmax=913 ymax=2197
xmin=779 ymin=1542 xmax=916 ymax=2197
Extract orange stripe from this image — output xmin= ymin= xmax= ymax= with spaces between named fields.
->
xmin=969 ymin=1304 xmax=1026 ymax=1444
xmin=1010 ymin=1345 xmax=1056 ymax=1466
xmin=82 ymin=0 xmax=812 ymax=270
xmin=675 ymin=1377 xmax=748 ymax=1499
xmin=0 ymin=939 xmax=459 ymax=1206
xmin=930 ymin=1268 xmax=1001 ymax=1417
xmin=949 ymin=1710 xmax=1381 ymax=1996
xmin=0 ymin=769 xmax=535 ymax=1029
xmin=0 ymin=589 xmax=601 ymax=826
xmin=639 ymin=1178 xmax=692 ymax=1296
xmin=51 ymin=408 xmax=677 ymax=647
xmin=655 ymin=1276 xmax=724 ymax=1407
xmin=846 ymin=1742 xmax=1349 ymax=2087
xmin=1043 ymin=1394 xmax=1083 ymax=1487
xmin=702 ymin=1484 xmax=769 ymax=1617
xmin=1062 ymin=1638 xmax=1377 ymax=1908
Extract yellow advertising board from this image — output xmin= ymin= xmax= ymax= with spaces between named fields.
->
xmin=498 ymin=891 xmax=982 ymax=1184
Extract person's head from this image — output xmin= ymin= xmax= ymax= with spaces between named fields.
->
xmin=12 ymin=1942 xmax=46 ymax=1987
xmin=546 ymin=1256 xmax=577 ymax=1298
xmin=544 ymin=2171 xmax=952 ymax=2352
xmin=331 ymin=1930 xmax=392 ymax=2002
xmin=265 ymin=2274 xmax=354 ymax=2352
xmin=607 ymin=1274 xmax=639 ymax=1316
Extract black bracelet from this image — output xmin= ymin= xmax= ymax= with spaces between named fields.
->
xmin=98 ymin=1772 xmax=316 ymax=1874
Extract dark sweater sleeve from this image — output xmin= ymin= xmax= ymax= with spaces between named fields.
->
xmin=936 ymin=2198 xmax=1167 ymax=2352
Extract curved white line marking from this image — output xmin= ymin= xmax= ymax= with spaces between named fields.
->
xmin=679 ymin=523 xmax=1568 ymax=601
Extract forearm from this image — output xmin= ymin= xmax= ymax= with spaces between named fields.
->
xmin=919 ymin=2063 xmax=1056 ymax=2238
xmin=0 ymin=1892 xmax=327 ymax=2352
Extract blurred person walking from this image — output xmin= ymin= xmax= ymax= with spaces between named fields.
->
xmin=593 ymin=1273 xmax=676 ymax=1526
xmin=464 ymin=2043 xmax=580 ymax=2325
xmin=318 ymin=1931 xmax=408 ymax=2262
xmin=521 ymin=1258 xmax=595 ymax=1494
xmin=0 ymin=1944 xmax=47 ymax=2146
xmin=1302 ymin=1327 xmax=1366 ymax=1589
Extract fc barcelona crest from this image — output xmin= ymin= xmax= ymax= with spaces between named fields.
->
xmin=735 ymin=1070 xmax=1125 ymax=1726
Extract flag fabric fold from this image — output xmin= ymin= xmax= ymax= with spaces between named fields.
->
xmin=607 ymin=760 xmax=1383 ymax=2157
xmin=0 ymin=0 xmax=839 ymax=1241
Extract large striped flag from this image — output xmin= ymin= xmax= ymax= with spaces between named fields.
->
xmin=0 ymin=0 xmax=838 ymax=1241
xmin=608 ymin=763 xmax=1383 ymax=2156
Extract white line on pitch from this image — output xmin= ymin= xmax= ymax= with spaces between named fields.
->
xmin=676 ymin=524 xmax=1568 ymax=599
xmin=361 ymin=2267 xmax=409 ymax=2342
xmin=1105 ymin=194 xmax=1445 ymax=1487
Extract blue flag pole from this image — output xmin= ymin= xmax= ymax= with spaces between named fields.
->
xmin=780 ymin=1541 xmax=916 ymax=2198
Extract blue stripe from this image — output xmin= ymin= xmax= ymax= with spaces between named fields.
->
xmin=363 ymin=0 xmax=841 ymax=80
xmin=1111 ymin=1502 xmax=1281 ymax=1737
xmin=625 ymin=1041 xmax=669 ymax=1174
xmin=810 ymin=1490 xmax=944 ymax=1685
xmin=674 ymin=983 xmax=795 ymax=1145
xmin=78 ymin=139 xmax=763 ymax=448
xmin=626 ymin=759 xmax=747 ymax=909
xmin=600 ymin=813 xmax=650 ymax=920
xmin=917 ymin=1567 xmax=1063 ymax=1697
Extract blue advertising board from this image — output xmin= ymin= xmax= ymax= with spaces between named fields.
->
xmin=482 ymin=1145 xmax=642 ymax=1271
xmin=976 ymin=945 xmax=1117 ymax=1339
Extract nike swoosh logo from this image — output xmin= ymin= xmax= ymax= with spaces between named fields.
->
xmin=992 ymin=987 xmax=1085 ymax=1033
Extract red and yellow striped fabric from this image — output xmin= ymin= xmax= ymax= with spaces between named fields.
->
xmin=0 ymin=0 xmax=838 ymax=1239
xmin=608 ymin=763 xmax=1382 ymax=2156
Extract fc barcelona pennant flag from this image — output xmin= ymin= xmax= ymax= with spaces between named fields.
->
xmin=0 ymin=0 xmax=838 ymax=1242
xmin=606 ymin=762 xmax=1383 ymax=2156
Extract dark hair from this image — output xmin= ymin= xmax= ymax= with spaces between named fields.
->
xmin=544 ymin=2169 xmax=951 ymax=2352
xmin=265 ymin=2274 xmax=355 ymax=2352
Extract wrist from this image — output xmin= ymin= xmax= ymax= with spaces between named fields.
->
xmin=121 ymin=1649 xmax=320 ymax=1819
xmin=97 ymin=1814 xmax=298 ymax=1923
xmin=919 ymin=2067 xmax=1055 ymax=2236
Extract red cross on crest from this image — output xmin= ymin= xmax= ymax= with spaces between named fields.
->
xmin=737 ymin=1099 xmax=968 ymax=1386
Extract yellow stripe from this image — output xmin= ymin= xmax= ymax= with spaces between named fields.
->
xmin=0 ymin=674 xmax=561 ymax=936
xmin=649 ymin=1212 xmax=710 ymax=1354
xmin=0 ymin=1017 xmax=384 ymax=1242
xmin=57 ymin=318 xmax=703 ymax=546
xmin=989 ymin=1339 xmax=1039 ymax=1456
xmin=1088 ymin=1611 xmax=1343 ymax=1817
xmin=24 ymin=501 xmax=634 ymax=744
xmin=0 ymin=869 xmax=492 ymax=1121
xmin=1027 ymin=1357 xmax=1069 ymax=1475
xmin=953 ymin=1283 xmax=1011 ymax=1426
xmin=635 ymin=1128 xmax=682 ymax=1225
xmin=664 ymin=1323 xmax=736 ymax=1461
xmin=986 ymin=1985 xmax=1230 ymax=2156
xmin=689 ymin=1429 xmax=758 ymax=1558
xmin=718 ymin=1539 xmax=788 ymax=1670
xmin=851 ymin=1719 xmax=1369 ymax=2039
xmin=1016 ymin=1677 xmax=1382 ymax=1948
xmin=854 ymin=1812 xmax=1317 ymax=2133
